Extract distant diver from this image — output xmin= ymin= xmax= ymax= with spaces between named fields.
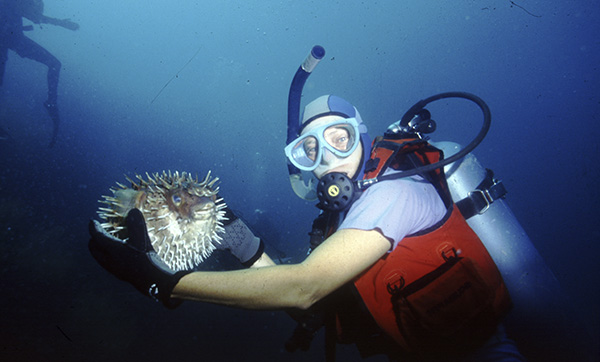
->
xmin=0 ymin=0 xmax=79 ymax=147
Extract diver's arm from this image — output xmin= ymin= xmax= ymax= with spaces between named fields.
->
xmin=171 ymin=228 xmax=390 ymax=310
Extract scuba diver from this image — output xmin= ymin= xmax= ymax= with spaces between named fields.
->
xmin=0 ymin=0 xmax=79 ymax=147
xmin=88 ymin=46 xmax=528 ymax=361
xmin=89 ymin=95 xmax=525 ymax=361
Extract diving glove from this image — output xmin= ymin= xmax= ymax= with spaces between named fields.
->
xmin=218 ymin=207 xmax=265 ymax=267
xmin=88 ymin=208 xmax=189 ymax=308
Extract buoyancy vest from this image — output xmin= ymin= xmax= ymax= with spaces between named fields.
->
xmin=333 ymin=136 xmax=512 ymax=358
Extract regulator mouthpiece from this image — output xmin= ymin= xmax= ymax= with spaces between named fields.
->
xmin=316 ymin=172 xmax=359 ymax=212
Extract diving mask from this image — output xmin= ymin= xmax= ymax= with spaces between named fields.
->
xmin=285 ymin=118 xmax=361 ymax=172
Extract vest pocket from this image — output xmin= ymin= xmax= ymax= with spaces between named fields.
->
xmin=389 ymin=255 xmax=499 ymax=357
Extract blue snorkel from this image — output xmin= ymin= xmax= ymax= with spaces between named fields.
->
xmin=287 ymin=45 xmax=326 ymax=147
xmin=286 ymin=46 xmax=326 ymax=200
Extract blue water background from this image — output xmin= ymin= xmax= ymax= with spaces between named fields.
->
xmin=0 ymin=1 xmax=598 ymax=361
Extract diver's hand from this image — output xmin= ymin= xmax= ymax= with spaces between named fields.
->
xmin=217 ymin=207 xmax=265 ymax=267
xmin=88 ymin=209 xmax=189 ymax=308
xmin=59 ymin=18 xmax=79 ymax=31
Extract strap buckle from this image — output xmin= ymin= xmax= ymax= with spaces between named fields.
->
xmin=469 ymin=176 xmax=507 ymax=215
xmin=468 ymin=189 xmax=492 ymax=215
xmin=456 ymin=169 xmax=507 ymax=219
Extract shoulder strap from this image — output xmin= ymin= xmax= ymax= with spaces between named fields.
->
xmin=364 ymin=137 xmax=428 ymax=178
xmin=365 ymin=136 xmax=453 ymax=208
xmin=367 ymin=136 xmax=508 ymax=219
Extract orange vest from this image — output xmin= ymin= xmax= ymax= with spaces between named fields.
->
xmin=341 ymin=137 xmax=511 ymax=357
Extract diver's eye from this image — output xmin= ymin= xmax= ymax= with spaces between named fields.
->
xmin=172 ymin=194 xmax=182 ymax=206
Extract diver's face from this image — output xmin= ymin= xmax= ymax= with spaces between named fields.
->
xmin=301 ymin=116 xmax=363 ymax=180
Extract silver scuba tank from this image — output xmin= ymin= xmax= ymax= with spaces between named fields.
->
xmin=433 ymin=141 xmax=591 ymax=361
xmin=433 ymin=141 xmax=559 ymax=308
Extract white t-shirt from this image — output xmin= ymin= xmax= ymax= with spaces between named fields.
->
xmin=338 ymin=171 xmax=447 ymax=250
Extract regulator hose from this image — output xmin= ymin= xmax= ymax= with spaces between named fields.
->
xmin=362 ymin=92 xmax=491 ymax=187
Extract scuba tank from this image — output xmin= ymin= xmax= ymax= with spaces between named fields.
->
xmin=434 ymin=141 xmax=562 ymax=310
xmin=434 ymin=141 xmax=587 ymax=360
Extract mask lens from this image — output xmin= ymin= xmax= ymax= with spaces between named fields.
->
xmin=302 ymin=136 xmax=318 ymax=161
xmin=288 ymin=136 xmax=320 ymax=169
xmin=323 ymin=124 xmax=356 ymax=154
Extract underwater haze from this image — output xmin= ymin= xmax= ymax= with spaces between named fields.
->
xmin=0 ymin=1 xmax=598 ymax=361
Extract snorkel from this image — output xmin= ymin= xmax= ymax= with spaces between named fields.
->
xmin=287 ymin=46 xmax=326 ymax=148
xmin=287 ymin=46 xmax=325 ymax=200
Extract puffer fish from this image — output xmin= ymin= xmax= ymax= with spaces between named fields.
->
xmin=97 ymin=170 xmax=227 ymax=271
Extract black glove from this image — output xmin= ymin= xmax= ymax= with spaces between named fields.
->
xmin=218 ymin=207 xmax=265 ymax=267
xmin=59 ymin=18 xmax=80 ymax=31
xmin=88 ymin=208 xmax=190 ymax=308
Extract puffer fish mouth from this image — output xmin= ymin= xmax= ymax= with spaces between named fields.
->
xmin=191 ymin=197 xmax=218 ymax=220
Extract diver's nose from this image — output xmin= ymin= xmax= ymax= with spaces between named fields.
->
xmin=320 ymin=148 xmax=336 ymax=165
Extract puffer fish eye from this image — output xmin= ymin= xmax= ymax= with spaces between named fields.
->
xmin=172 ymin=194 xmax=182 ymax=205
